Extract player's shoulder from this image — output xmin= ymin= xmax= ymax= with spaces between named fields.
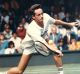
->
xmin=29 ymin=20 xmax=36 ymax=26
xmin=28 ymin=20 xmax=36 ymax=30
xmin=43 ymin=13 xmax=52 ymax=20
xmin=43 ymin=13 xmax=50 ymax=17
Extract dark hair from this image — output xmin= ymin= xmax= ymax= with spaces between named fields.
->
xmin=63 ymin=36 xmax=68 ymax=44
xmin=58 ymin=38 xmax=63 ymax=43
xmin=12 ymin=31 xmax=17 ymax=35
xmin=29 ymin=4 xmax=41 ymax=16
xmin=8 ymin=41 xmax=15 ymax=48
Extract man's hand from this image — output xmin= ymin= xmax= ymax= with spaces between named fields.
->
xmin=68 ymin=22 xmax=78 ymax=26
xmin=56 ymin=50 xmax=63 ymax=57
xmin=58 ymin=51 xmax=63 ymax=57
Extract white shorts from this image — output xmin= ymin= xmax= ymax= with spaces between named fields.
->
xmin=23 ymin=45 xmax=37 ymax=55
xmin=20 ymin=40 xmax=37 ymax=55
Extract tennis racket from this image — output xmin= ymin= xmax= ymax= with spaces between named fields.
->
xmin=35 ymin=41 xmax=50 ymax=56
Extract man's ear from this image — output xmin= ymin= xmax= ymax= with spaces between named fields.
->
xmin=32 ymin=15 xmax=35 ymax=20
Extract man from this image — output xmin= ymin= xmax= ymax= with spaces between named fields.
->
xmin=5 ymin=4 xmax=77 ymax=74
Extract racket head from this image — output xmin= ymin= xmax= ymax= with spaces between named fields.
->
xmin=35 ymin=41 xmax=50 ymax=56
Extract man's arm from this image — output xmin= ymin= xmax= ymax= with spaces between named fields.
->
xmin=54 ymin=20 xmax=77 ymax=26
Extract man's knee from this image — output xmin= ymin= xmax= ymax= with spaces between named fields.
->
xmin=53 ymin=54 xmax=61 ymax=59
xmin=53 ymin=54 xmax=62 ymax=63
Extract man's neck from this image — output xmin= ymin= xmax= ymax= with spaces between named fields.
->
xmin=36 ymin=21 xmax=44 ymax=28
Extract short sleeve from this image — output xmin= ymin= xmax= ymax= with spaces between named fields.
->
xmin=43 ymin=13 xmax=56 ymax=24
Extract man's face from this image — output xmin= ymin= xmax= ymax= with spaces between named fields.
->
xmin=33 ymin=8 xmax=43 ymax=23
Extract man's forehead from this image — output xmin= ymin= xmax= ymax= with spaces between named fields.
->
xmin=34 ymin=8 xmax=43 ymax=14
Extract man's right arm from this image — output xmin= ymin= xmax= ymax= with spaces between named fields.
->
xmin=54 ymin=19 xmax=77 ymax=26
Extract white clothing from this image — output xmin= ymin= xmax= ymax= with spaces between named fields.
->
xmin=24 ymin=22 xmax=29 ymax=29
xmin=4 ymin=48 xmax=15 ymax=54
xmin=9 ymin=37 xmax=22 ymax=49
xmin=3 ymin=30 xmax=12 ymax=39
xmin=21 ymin=13 xmax=56 ymax=55
xmin=71 ymin=26 xmax=78 ymax=34
xmin=1 ymin=15 xmax=9 ymax=23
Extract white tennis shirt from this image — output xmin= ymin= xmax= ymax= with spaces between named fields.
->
xmin=23 ymin=13 xmax=55 ymax=41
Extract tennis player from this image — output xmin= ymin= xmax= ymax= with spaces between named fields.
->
xmin=5 ymin=4 xmax=77 ymax=74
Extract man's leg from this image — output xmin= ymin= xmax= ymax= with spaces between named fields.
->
xmin=53 ymin=54 xmax=64 ymax=74
xmin=7 ymin=54 xmax=31 ymax=74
